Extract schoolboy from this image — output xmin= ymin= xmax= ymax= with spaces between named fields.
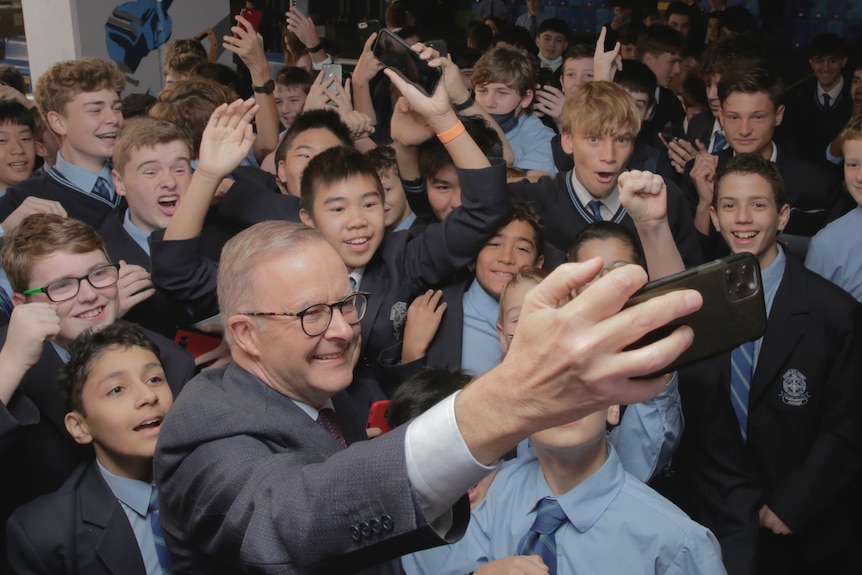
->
xmin=637 ymin=25 xmax=686 ymax=146
xmin=472 ymin=45 xmax=558 ymax=177
xmin=667 ymin=153 xmax=862 ymax=573
xmin=685 ymin=64 xmax=845 ymax=243
xmin=6 ymin=321 xmax=174 ymax=574
xmin=805 ymin=116 xmax=862 ymax=301
xmin=365 ymin=144 xmax=415 ymax=232
xmin=509 ymin=80 xmax=702 ymax=267
xmin=99 ymin=117 xmax=201 ymax=338
xmin=0 ymin=58 xmax=125 ymax=230
xmin=782 ymin=33 xmax=852 ymax=171
xmin=377 ymin=200 xmax=546 ymax=383
xmin=401 ymin=376 xmax=723 ymax=574
xmin=560 ymin=43 xmax=595 ymax=95
xmin=0 ymin=214 xmax=193 ymax=558
xmin=0 ymin=101 xmax=36 ymax=194
xmin=535 ymin=18 xmax=570 ymax=79
xmin=273 ymin=66 xmax=312 ymax=133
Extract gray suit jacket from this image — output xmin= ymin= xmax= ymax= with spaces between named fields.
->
xmin=154 ymin=363 xmax=469 ymax=574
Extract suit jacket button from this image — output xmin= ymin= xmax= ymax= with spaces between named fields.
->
xmin=369 ymin=518 xmax=382 ymax=534
xmin=359 ymin=521 xmax=371 ymax=538
xmin=350 ymin=525 xmax=361 ymax=541
xmin=381 ymin=514 xmax=394 ymax=531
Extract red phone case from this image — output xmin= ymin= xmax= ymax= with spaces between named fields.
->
xmin=238 ymin=8 xmax=263 ymax=33
xmin=366 ymin=400 xmax=391 ymax=433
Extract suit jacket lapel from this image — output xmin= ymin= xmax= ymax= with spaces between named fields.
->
xmin=358 ymin=254 xmax=386 ymax=346
xmin=79 ymin=463 xmax=147 ymax=575
xmin=749 ymin=257 xmax=808 ymax=405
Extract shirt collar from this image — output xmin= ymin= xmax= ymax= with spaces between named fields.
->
xmin=122 ymin=209 xmax=152 ymax=255
xmin=464 ymin=277 xmax=501 ymax=325
xmin=569 ymin=169 xmax=622 ymax=215
xmin=55 ymin=150 xmax=113 ymax=193
xmin=393 ymin=212 xmax=416 ymax=232
xmin=817 ymin=76 xmax=844 ymax=101
xmin=290 ymin=398 xmax=336 ymax=421
xmin=350 ymin=266 xmax=365 ymax=290
xmin=539 ymin=55 xmax=562 ymax=71
xmin=51 ymin=341 xmax=70 ymax=364
xmin=96 ymin=459 xmax=153 ymax=518
xmin=529 ymin=443 xmax=625 ymax=533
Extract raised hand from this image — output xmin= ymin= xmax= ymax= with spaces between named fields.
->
xmin=197 ymin=98 xmax=258 ymax=179
xmin=594 ymin=27 xmax=622 ymax=82
xmin=401 ymin=289 xmax=448 ymax=363
xmin=116 ymin=260 xmax=155 ymax=317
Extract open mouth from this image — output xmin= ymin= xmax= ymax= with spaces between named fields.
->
xmin=9 ymin=161 xmax=30 ymax=170
xmin=158 ymin=195 xmax=179 ymax=210
xmin=595 ymin=171 xmax=616 ymax=183
xmin=77 ymin=306 xmax=105 ymax=320
xmin=732 ymin=231 xmax=758 ymax=241
xmin=134 ymin=416 xmax=163 ymax=433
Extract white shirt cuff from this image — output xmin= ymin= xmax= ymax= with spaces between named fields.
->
xmin=404 ymin=391 xmax=498 ymax=522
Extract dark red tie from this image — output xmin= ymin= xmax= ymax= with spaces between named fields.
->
xmin=316 ymin=407 xmax=347 ymax=448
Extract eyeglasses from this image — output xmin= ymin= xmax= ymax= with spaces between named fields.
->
xmin=22 ymin=263 xmax=120 ymax=303
xmin=243 ymin=292 xmax=369 ymax=337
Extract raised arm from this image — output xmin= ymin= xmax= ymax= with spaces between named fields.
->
xmin=223 ymin=14 xmax=278 ymax=162
xmin=164 ymin=98 xmax=257 ymax=242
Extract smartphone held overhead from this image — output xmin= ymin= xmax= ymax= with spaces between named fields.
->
xmin=623 ymin=253 xmax=767 ymax=378
xmin=372 ymin=29 xmax=442 ymax=96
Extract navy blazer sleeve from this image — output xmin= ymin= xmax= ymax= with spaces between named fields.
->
xmin=148 ymin=231 xmax=220 ymax=317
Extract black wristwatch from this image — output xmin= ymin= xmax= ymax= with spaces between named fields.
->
xmin=252 ymin=79 xmax=275 ymax=94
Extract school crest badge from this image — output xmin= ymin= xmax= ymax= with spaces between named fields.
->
xmin=390 ymin=301 xmax=408 ymax=340
xmin=778 ymin=368 xmax=810 ymax=406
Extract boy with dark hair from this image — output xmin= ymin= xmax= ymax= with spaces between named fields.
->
xmin=473 ymin=45 xmax=557 ymax=177
xmin=0 ymin=58 xmax=125 ymax=230
xmin=662 ymin=153 xmax=862 ymax=574
xmin=686 ymin=64 xmax=845 ymax=243
xmin=0 ymin=214 xmax=193 ymax=558
xmin=0 ymin=101 xmax=36 ymax=194
xmin=535 ymin=18 xmax=569 ymax=79
xmin=6 ymin=321 xmax=174 ymax=574
xmin=273 ymin=66 xmax=312 ymax=132
xmin=783 ymin=33 xmax=851 ymax=171
xmin=665 ymin=1 xmax=692 ymax=38
xmin=637 ymin=25 xmax=686 ymax=146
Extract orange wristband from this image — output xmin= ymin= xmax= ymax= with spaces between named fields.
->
xmin=436 ymin=121 xmax=466 ymax=144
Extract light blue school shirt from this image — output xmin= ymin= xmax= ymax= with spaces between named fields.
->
xmin=460 ymin=278 xmax=502 ymax=376
xmin=805 ymin=205 xmax=862 ymax=302
xmin=97 ymin=461 xmax=163 ymax=575
xmin=123 ymin=208 xmax=152 ymax=255
xmin=54 ymin=150 xmax=115 ymax=198
xmin=402 ymin=443 xmax=727 ymax=575
xmin=507 ymin=114 xmax=557 ymax=177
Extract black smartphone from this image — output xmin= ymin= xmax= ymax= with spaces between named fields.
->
xmin=425 ymin=39 xmax=448 ymax=58
xmin=537 ymin=67 xmax=555 ymax=87
xmin=372 ymin=28 xmax=442 ymax=96
xmin=623 ymin=253 xmax=767 ymax=378
xmin=358 ymin=19 xmax=381 ymax=43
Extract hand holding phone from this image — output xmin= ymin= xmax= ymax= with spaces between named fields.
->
xmin=623 ymin=253 xmax=767 ymax=377
xmin=373 ymin=29 xmax=442 ymax=97
xmin=236 ymin=8 xmax=263 ymax=35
